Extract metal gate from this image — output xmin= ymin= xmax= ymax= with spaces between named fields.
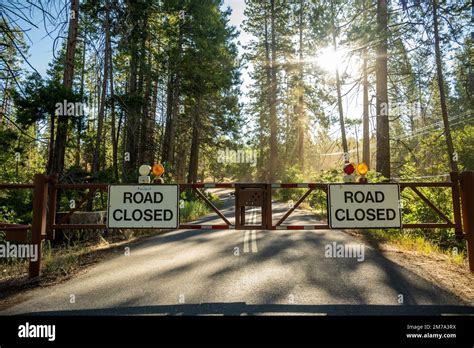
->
xmin=1 ymin=171 xmax=474 ymax=278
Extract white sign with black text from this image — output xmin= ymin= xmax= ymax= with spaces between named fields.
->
xmin=107 ymin=185 xmax=179 ymax=229
xmin=329 ymin=184 xmax=401 ymax=229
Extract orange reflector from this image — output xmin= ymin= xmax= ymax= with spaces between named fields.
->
xmin=152 ymin=163 xmax=165 ymax=177
xmin=356 ymin=162 xmax=369 ymax=176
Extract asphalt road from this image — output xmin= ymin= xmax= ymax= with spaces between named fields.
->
xmin=1 ymin=190 xmax=473 ymax=316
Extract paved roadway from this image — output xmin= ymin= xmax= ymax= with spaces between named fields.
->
xmin=1 ymin=190 xmax=473 ymax=315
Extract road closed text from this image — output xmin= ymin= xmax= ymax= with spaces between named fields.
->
xmin=107 ymin=185 xmax=179 ymax=229
xmin=112 ymin=208 xmax=174 ymax=222
xmin=334 ymin=207 xmax=398 ymax=222
xmin=329 ymin=184 xmax=401 ymax=229
xmin=334 ymin=191 xmax=397 ymax=222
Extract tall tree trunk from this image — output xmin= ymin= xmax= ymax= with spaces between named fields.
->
xmin=139 ymin=46 xmax=153 ymax=165
xmin=50 ymin=0 xmax=79 ymax=176
xmin=92 ymin=5 xmax=110 ymax=177
xmin=362 ymin=46 xmax=370 ymax=167
xmin=135 ymin=16 xmax=147 ymax=165
xmin=296 ymin=0 xmax=305 ymax=171
xmin=176 ymin=146 xmax=186 ymax=183
xmin=107 ymin=3 xmax=118 ymax=181
xmin=362 ymin=0 xmax=370 ymax=168
xmin=156 ymin=87 xmax=166 ymax=159
xmin=161 ymin=27 xmax=182 ymax=167
xmin=46 ymin=113 xmax=55 ymax=174
xmin=123 ymin=3 xmax=140 ymax=181
xmin=161 ymin=72 xmax=174 ymax=163
xmin=269 ymin=0 xmax=278 ymax=182
xmin=331 ymin=0 xmax=349 ymax=163
xmin=335 ymin=68 xmax=348 ymax=162
xmin=262 ymin=5 xmax=271 ymax=182
xmin=0 ymin=78 xmax=7 ymax=124
xmin=147 ymin=78 xmax=159 ymax=164
xmin=376 ymin=0 xmax=390 ymax=178
xmin=187 ymin=96 xmax=202 ymax=183
xmin=432 ymin=0 xmax=458 ymax=173
xmin=76 ymin=37 xmax=86 ymax=167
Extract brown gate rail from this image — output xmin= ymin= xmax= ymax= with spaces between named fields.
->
xmin=1 ymin=171 xmax=473 ymax=278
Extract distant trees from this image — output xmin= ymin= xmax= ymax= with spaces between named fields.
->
xmin=243 ymin=0 xmax=471 ymax=180
xmin=0 ymin=0 xmax=472 ymax=186
xmin=243 ymin=0 xmax=319 ymax=181
xmin=1 ymin=0 xmax=241 ymax=184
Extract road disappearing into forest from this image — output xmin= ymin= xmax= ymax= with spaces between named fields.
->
xmin=1 ymin=191 xmax=472 ymax=316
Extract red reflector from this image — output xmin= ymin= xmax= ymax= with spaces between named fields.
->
xmin=343 ymin=163 xmax=355 ymax=175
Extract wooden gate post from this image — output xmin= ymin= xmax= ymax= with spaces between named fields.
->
xmin=450 ymin=172 xmax=463 ymax=237
xmin=29 ymin=174 xmax=49 ymax=279
xmin=460 ymin=171 xmax=474 ymax=272
xmin=265 ymin=184 xmax=273 ymax=230
xmin=46 ymin=173 xmax=58 ymax=240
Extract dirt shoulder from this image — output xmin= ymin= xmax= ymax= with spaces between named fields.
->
xmin=346 ymin=229 xmax=474 ymax=306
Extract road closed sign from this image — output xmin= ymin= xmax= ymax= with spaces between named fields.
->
xmin=107 ymin=185 xmax=179 ymax=229
xmin=328 ymin=184 xmax=401 ymax=229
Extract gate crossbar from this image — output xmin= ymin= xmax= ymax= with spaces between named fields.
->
xmin=271 ymin=183 xmax=329 ymax=230
xmin=179 ymin=183 xmax=235 ymax=229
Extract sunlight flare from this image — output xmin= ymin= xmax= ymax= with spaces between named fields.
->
xmin=315 ymin=46 xmax=359 ymax=75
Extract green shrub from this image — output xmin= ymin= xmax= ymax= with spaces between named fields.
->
xmin=179 ymin=190 xmax=222 ymax=222
xmin=180 ymin=200 xmax=211 ymax=222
